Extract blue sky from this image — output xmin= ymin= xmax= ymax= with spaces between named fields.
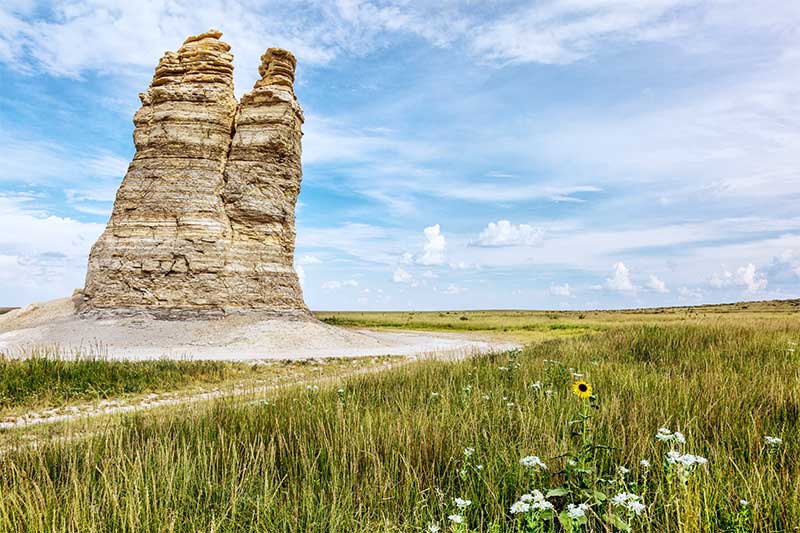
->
xmin=1 ymin=0 xmax=799 ymax=310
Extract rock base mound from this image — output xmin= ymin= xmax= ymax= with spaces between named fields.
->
xmin=0 ymin=298 xmax=517 ymax=361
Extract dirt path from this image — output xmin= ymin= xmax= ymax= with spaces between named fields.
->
xmin=0 ymin=338 xmax=518 ymax=434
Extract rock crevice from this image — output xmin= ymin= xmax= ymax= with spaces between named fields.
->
xmin=82 ymin=30 xmax=308 ymax=318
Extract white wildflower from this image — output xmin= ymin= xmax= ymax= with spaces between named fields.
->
xmin=764 ymin=435 xmax=783 ymax=446
xmin=533 ymin=500 xmax=554 ymax=511
xmin=454 ymin=498 xmax=471 ymax=509
xmin=475 ymin=464 xmax=484 ymax=471
xmin=510 ymin=501 xmax=530 ymax=514
xmin=740 ymin=499 xmax=749 ymax=507
xmin=531 ymin=381 xmax=542 ymax=389
xmin=427 ymin=523 xmax=441 ymax=533
xmin=656 ymin=427 xmax=673 ymax=441
xmin=628 ymin=501 xmax=646 ymax=515
xmin=611 ymin=493 xmax=633 ymax=506
xmin=448 ymin=514 xmax=463 ymax=524
xmin=618 ymin=466 xmax=630 ymax=475
xmin=640 ymin=459 xmax=650 ymax=469
xmin=463 ymin=447 xmax=475 ymax=458
xmin=657 ymin=426 xmax=686 ymax=444
xmin=612 ymin=492 xmax=645 ymax=515
xmin=566 ymin=503 xmax=590 ymax=520
xmin=572 ymin=372 xmax=584 ymax=378
xmin=520 ymin=455 xmax=548 ymax=470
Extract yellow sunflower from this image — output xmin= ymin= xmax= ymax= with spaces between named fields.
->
xmin=572 ymin=380 xmax=592 ymax=399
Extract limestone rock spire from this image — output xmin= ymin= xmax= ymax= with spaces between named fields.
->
xmin=219 ymin=47 xmax=306 ymax=312
xmin=82 ymin=32 xmax=308 ymax=318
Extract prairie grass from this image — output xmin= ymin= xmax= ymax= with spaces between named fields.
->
xmin=0 ymin=319 xmax=797 ymax=531
xmin=0 ymin=354 xmax=236 ymax=410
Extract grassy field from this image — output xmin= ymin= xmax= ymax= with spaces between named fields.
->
xmin=0 ymin=355 xmax=236 ymax=410
xmin=0 ymin=302 xmax=797 ymax=531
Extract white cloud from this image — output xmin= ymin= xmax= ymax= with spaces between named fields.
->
xmin=297 ymin=254 xmax=322 ymax=265
xmin=443 ymin=283 xmax=466 ymax=295
xmin=605 ymin=262 xmax=636 ymax=292
xmin=321 ymin=279 xmax=358 ymax=290
xmin=417 ymin=224 xmax=446 ymax=266
xmin=710 ymin=263 xmax=768 ymax=293
xmin=392 ymin=267 xmax=414 ymax=284
xmin=765 ymin=250 xmax=800 ymax=282
xmin=471 ymin=0 xmax=697 ymax=65
xmin=645 ymin=274 xmax=669 ymax=293
xmin=549 ymin=283 xmax=572 ymax=297
xmin=297 ymin=223 xmax=400 ymax=265
xmin=0 ymin=194 xmax=105 ymax=305
xmin=295 ymin=264 xmax=305 ymax=286
xmin=434 ymin=183 xmax=601 ymax=203
xmin=473 ymin=220 xmax=544 ymax=247
xmin=0 ymin=1 xmax=338 ymax=93
xmin=735 ymin=264 xmax=768 ymax=293
xmin=678 ymin=286 xmax=704 ymax=300
xmin=709 ymin=269 xmax=733 ymax=288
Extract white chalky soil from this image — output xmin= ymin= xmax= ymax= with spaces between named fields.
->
xmin=0 ymin=297 xmax=518 ymax=361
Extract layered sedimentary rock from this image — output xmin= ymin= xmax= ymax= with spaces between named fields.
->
xmin=82 ymin=31 xmax=308 ymax=317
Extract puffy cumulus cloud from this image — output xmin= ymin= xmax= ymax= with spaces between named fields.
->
xmin=472 ymin=220 xmax=544 ymax=247
xmin=710 ymin=264 xmax=767 ymax=293
xmin=605 ymin=262 xmax=636 ymax=292
xmin=417 ymin=224 xmax=446 ymax=266
xmin=321 ymin=279 xmax=358 ymax=290
xmin=735 ymin=264 xmax=768 ymax=293
xmin=645 ymin=274 xmax=669 ymax=294
xmin=549 ymin=283 xmax=572 ymax=297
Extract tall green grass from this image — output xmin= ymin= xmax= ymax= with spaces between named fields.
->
xmin=0 ymin=323 xmax=797 ymax=531
xmin=0 ymin=355 xmax=233 ymax=409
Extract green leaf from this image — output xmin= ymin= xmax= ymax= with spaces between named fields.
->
xmin=546 ymin=487 xmax=569 ymax=498
xmin=603 ymin=513 xmax=632 ymax=532
xmin=557 ymin=511 xmax=574 ymax=533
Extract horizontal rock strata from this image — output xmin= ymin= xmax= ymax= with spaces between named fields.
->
xmin=82 ymin=31 xmax=308 ymax=318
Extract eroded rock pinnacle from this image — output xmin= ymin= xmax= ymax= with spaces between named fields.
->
xmin=82 ymin=30 xmax=308 ymax=318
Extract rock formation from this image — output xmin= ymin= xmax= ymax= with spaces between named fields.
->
xmin=82 ymin=30 xmax=308 ymax=318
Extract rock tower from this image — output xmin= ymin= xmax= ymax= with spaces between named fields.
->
xmin=82 ymin=30 xmax=308 ymax=318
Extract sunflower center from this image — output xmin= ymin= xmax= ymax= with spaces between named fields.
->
xmin=578 ymin=384 xmax=588 ymax=392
